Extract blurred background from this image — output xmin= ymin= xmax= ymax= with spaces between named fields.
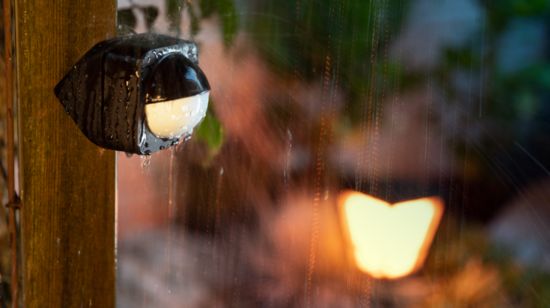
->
xmin=3 ymin=0 xmax=550 ymax=307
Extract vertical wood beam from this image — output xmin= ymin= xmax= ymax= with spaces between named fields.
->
xmin=14 ymin=1 xmax=116 ymax=307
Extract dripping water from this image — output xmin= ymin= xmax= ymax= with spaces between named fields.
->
xmin=174 ymin=139 xmax=187 ymax=152
xmin=164 ymin=147 xmax=178 ymax=284
xmin=167 ymin=147 xmax=177 ymax=222
xmin=140 ymin=154 xmax=152 ymax=171
xmin=283 ymin=129 xmax=293 ymax=188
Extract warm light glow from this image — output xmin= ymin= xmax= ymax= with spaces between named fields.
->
xmin=339 ymin=191 xmax=443 ymax=279
xmin=145 ymin=91 xmax=209 ymax=139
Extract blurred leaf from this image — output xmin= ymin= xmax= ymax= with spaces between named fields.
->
xmin=199 ymin=0 xmax=216 ymax=17
xmin=166 ymin=0 xmax=184 ymax=33
xmin=188 ymin=5 xmax=201 ymax=36
xmin=488 ymin=0 xmax=550 ymax=17
xmin=142 ymin=6 xmax=159 ymax=31
xmin=194 ymin=104 xmax=224 ymax=160
xmin=219 ymin=0 xmax=238 ymax=46
xmin=200 ymin=0 xmax=238 ymax=46
xmin=117 ymin=9 xmax=136 ymax=30
xmin=516 ymin=90 xmax=537 ymax=119
xmin=484 ymin=0 xmax=550 ymax=32
xmin=246 ymin=0 xmax=407 ymax=126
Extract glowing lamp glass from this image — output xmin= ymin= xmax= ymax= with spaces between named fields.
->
xmin=339 ymin=191 xmax=443 ymax=279
xmin=145 ymin=91 xmax=209 ymax=139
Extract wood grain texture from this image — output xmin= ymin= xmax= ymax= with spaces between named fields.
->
xmin=14 ymin=1 xmax=116 ymax=307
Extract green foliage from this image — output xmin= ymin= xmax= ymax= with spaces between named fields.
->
xmin=142 ymin=6 xmax=160 ymax=30
xmin=425 ymin=222 xmax=550 ymax=306
xmin=419 ymin=1 xmax=550 ymax=179
xmin=118 ymin=8 xmax=137 ymax=31
xmin=246 ymin=0 xmax=408 ymax=124
xmin=484 ymin=0 xmax=550 ymax=31
xmin=488 ymin=12 xmax=550 ymax=120
xmin=480 ymin=1 xmax=550 ymax=121
xmin=490 ymin=64 xmax=550 ymax=124
xmin=194 ymin=103 xmax=224 ymax=161
xmin=120 ymin=0 xmax=550 ymax=173
xmin=162 ymin=0 xmax=239 ymax=45
xmin=166 ymin=0 xmax=184 ymax=33
xmin=248 ymin=1 xmax=406 ymax=77
xmin=200 ymin=0 xmax=238 ymax=46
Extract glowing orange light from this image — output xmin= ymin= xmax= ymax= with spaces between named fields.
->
xmin=339 ymin=191 xmax=443 ymax=279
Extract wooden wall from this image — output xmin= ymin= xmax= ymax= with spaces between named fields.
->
xmin=14 ymin=1 xmax=116 ymax=306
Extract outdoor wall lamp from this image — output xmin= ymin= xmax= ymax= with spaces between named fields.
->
xmin=54 ymin=33 xmax=211 ymax=155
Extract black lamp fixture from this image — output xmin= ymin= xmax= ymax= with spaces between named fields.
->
xmin=54 ymin=33 xmax=211 ymax=155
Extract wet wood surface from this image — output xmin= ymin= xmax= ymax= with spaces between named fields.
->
xmin=14 ymin=1 xmax=116 ymax=307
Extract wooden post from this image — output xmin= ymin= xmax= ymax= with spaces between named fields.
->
xmin=14 ymin=1 xmax=116 ymax=307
